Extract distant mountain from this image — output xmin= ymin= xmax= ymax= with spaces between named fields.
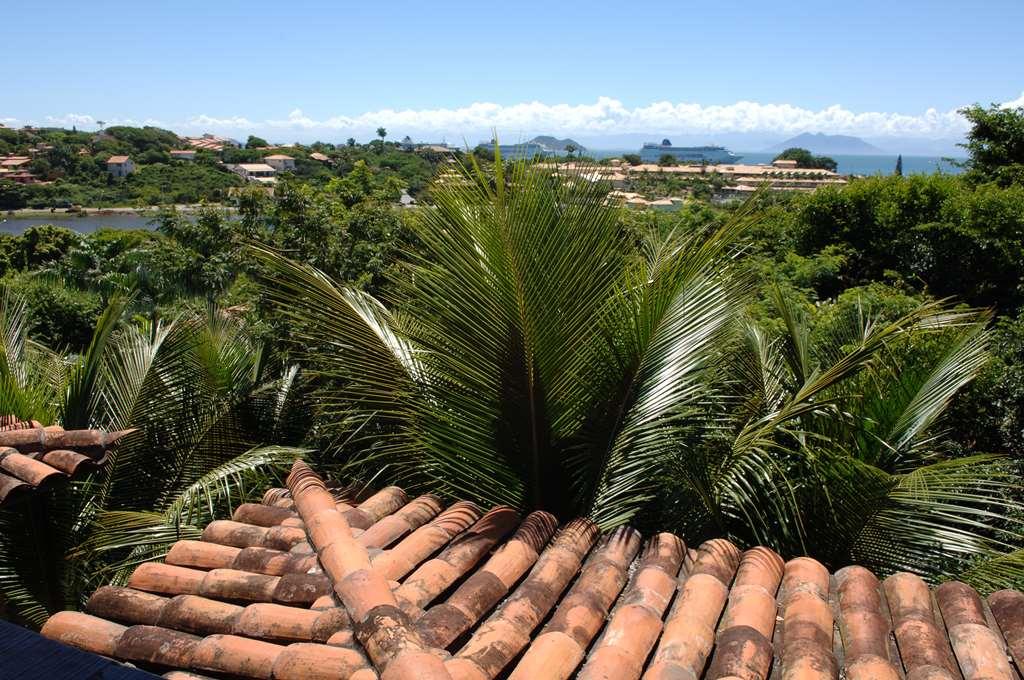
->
xmin=766 ymin=133 xmax=884 ymax=155
xmin=529 ymin=135 xmax=585 ymax=152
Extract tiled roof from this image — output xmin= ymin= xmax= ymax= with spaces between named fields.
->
xmin=107 ymin=155 xmax=131 ymax=164
xmin=40 ymin=460 xmax=1024 ymax=680
xmin=185 ymin=138 xmax=225 ymax=151
xmin=0 ymin=416 xmax=131 ymax=508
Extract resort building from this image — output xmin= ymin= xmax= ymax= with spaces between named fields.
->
xmin=170 ymin=150 xmax=196 ymax=160
xmin=309 ymin=152 xmax=332 ymax=164
xmin=0 ymin=156 xmax=41 ymax=184
xmin=184 ymin=134 xmax=241 ymax=152
xmin=230 ymin=163 xmax=277 ymax=184
xmin=263 ymin=154 xmax=296 ymax=172
xmin=0 ymin=156 xmax=32 ymax=172
xmin=106 ymin=155 xmax=135 ymax=177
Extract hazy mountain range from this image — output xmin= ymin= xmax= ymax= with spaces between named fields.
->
xmin=765 ymin=133 xmax=884 ymax=155
xmin=529 ymin=136 xmax=585 ymax=151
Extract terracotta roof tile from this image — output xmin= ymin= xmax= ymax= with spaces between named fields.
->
xmin=37 ymin=459 xmax=1024 ymax=680
xmin=989 ymin=589 xmax=1024 ymax=670
xmin=884 ymin=572 xmax=959 ymax=680
xmin=937 ymin=582 xmax=1015 ymax=680
xmin=0 ymin=417 xmax=131 ymax=507
xmin=779 ymin=558 xmax=835 ymax=680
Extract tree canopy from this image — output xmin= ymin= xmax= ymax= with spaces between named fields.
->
xmin=960 ymin=102 xmax=1024 ymax=186
xmin=773 ymin=147 xmax=838 ymax=172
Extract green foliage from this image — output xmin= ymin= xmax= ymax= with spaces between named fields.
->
xmin=622 ymin=154 xmax=642 ymax=166
xmin=959 ymin=103 xmax=1024 ymax=186
xmin=0 ymin=226 xmax=81 ymax=272
xmin=773 ymin=147 xmax=838 ymax=172
xmin=155 ymin=206 xmax=249 ymax=297
xmin=0 ymin=180 xmax=30 ymax=210
xmin=775 ymin=174 xmax=1024 ymax=311
xmin=3 ymin=124 xmax=1024 ymax=607
xmin=658 ymin=153 xmax=677 ymax=166
xmin=250 ymin=157 xmax=1024 ymax=588
xmin=0 ymin=294 xmax=310 ymax=627
xmin=246 ymin=135 xmax=269 ymax=149
xmin=100 ymin=126 xmax=182 ymax=155
xmin=252 ymin=159 xmax=754 ymax=522
xmin=1 ymin=273 xmax=103 ymax=351
xmin=627 ymin=169 xmax=734 ymax=200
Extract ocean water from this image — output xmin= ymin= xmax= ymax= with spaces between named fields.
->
xmin=734 ymin=152 xmax=964 ymax=176
xmin=585 ymin=148 xmax=964 ymax=176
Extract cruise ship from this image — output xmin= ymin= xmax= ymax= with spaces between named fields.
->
xmin=639 ymin=139 xmax=742 ymax=164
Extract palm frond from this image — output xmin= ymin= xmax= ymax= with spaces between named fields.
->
xmin=63 ymin=294 xmax=130 ymax=428
xmin=79 ymin=445 xmax=306 ymax=583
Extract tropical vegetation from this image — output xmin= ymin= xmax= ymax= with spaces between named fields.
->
xmin=0 ymin=291 xmax=308 ymax=627
xmin=1 ymin=102 xmax=1024 ymax=628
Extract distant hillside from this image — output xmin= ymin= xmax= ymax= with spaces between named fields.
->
xmin=530 ymin=136 xmax=586 ymax=152
xmin=766 ymin=133 xmax=884 ymax=155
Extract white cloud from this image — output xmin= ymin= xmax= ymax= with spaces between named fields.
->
xmin=8 ymin=93 xmax=1023 ymax=141
xmin=1002 ymin=92 xmax=1024 ymax=109
xmin=181 ymin=97 xmax=997 ymax=140
xmin=186 ymin=114 xmax=256 ymax=129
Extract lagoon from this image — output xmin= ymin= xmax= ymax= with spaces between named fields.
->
xmin=0 ymin=212 xmax=162 ymax=234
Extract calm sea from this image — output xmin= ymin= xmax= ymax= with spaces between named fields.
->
xmin=734 ymin=152 xmax=963 ymax=176
xmin=586 ymin=149 xmax=964 ymax=176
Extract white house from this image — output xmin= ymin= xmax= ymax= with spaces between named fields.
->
xmin=231 ymin=163 xmax=277 ymax=184
xmin=263 ymin=154 xmax=296 ymax=172
xmin=106 ymin=155 xmax=135 ymax=177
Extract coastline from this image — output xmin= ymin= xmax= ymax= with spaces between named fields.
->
xmin=3 ymin=204 xmax=236 ymax=219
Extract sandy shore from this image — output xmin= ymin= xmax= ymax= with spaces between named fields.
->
xmin=4 ymin=204 xmax=236 ymax=218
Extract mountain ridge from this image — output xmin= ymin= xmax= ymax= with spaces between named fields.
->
xmin=528 ymin=135 xmax=585 ymax=151
xmin=765 ymin=132 xmax=884 ymax=155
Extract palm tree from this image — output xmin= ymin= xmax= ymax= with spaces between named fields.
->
xmin=251 ymin=155 xmax=1024 ymax=587
xmin=0 ymin=291 xmax=308 ymax=627
xmin=253 ymin=156 xmax=752 ymax=522
xmin=664 ymin=288 xmax=1023 ymax=584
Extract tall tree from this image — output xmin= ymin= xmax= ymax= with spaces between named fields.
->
xmin=959 ymin=103 xmax=1024 ymax=186
xmin=773 ymin=147 xmax=838 ymax=172
xmin=246 ymin=135 xmax=269 ymax=149
xmin=895 ymin=154 xmax=903 ymax=176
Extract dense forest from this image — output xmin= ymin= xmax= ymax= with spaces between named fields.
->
xmin=2 ymin=103 xmax=1024 ymax=628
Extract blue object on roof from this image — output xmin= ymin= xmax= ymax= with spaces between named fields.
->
xmin=0 ymin=618 xmax=158 ymax=679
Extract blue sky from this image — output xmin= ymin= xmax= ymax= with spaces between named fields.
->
xmin=5 ymin=0 xmax=1023 ymax=147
